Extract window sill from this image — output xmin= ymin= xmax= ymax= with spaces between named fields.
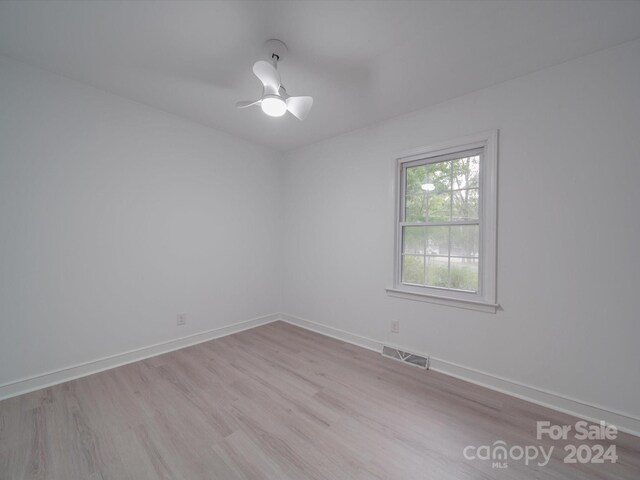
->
xmin=385 ymin=288 xmax=499 ymax=313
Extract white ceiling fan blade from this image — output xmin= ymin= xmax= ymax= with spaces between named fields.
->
xmin=253 ymin=60 xmax=281 ymax=94
xmin=286 ymin=96 xmax=313 ymax=120
xmin=235 ymin=100 xmax=261 ymax=109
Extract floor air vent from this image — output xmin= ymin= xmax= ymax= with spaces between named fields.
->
xmin=382 ymin=346 xmax=429 ymax=369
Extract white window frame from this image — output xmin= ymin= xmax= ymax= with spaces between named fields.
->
xmin=386 ymin=130 xmax=499 ymax=313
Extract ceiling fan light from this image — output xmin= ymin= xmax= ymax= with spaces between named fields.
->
xmin=261 ymin=96 xmax=287 ymax=117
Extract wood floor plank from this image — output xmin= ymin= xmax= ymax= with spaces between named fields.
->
xmin=1 ymin=321 xmax=638 ymax=480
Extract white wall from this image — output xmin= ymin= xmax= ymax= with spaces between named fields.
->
xmin=0 ymin=57 xmax=283 ymax=389
xmin=282 ymin=40 xmax=640 ymax=429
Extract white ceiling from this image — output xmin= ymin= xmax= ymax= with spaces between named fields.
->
xmin=1 ymin=1 xmax=640 ymax=152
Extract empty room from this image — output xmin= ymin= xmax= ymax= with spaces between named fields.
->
xmin=1 ymin=1 xmax=640 ymax=479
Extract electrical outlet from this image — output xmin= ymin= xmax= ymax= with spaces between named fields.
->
xmin=177 ymin=313 xmax=186 ymax=326
xmin=391 ymin=320 xmax=400 ymax=334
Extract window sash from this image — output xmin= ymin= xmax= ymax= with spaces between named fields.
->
xmin=397 ymin=147 xmax=485 ymax=295
xmin=398 ymin=148 xmax=484 ymax=295
xmin=400 ymin=220 xmax=479 ymax=227
xmin=401 ymin=149 xmax=482 ymax=225
xmin=401 ymin=147 xmax=484 ymax=168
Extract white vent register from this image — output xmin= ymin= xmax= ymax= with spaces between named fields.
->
xmin=382 ymin=346 xmax=429 ymax=369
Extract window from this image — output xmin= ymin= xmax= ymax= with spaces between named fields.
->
xmin=387 ymin=131 xmax=498 ymax=312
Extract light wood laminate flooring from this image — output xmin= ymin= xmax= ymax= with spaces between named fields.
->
xmin=1 ymin=321 xmax=638 ymax=479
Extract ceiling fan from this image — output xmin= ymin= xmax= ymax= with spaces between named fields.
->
xmin=236 ymin=39 xmax=313 ymax=120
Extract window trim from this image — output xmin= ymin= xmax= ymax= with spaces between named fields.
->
xmin=387 ymin=130 xmax=499 ymax=313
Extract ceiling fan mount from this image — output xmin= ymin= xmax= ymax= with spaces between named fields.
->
xmin=262 ymin=38 xmax=288 ymax=63
xmin=236 ymin=39 xmax=313 ymax=120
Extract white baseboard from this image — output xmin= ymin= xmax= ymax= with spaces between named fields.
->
xmin=279 ymin=313 xmax=382 ymax=352
xmin=279 ymin=313 xmax=640 ymax=437
xmin=0 ymin=313 xmax=280 ymax=401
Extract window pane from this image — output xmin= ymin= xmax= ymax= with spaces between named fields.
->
xmin=450 ymin=257 xmax=479 ymax=292
xmin=404 ymin=194 xmax=426 ymax=222
xmin=425 ymin=256 xmax=449 ymax=288
xmin=453 ymin=155 xmax=480 ymax=189
xmin=425 ymin=192 xmax=451 ymax=222
xmin=424 ymin=160 xmax=452 ymax=192
xmin=405 ymin=165 xmax=427 ymax=194
xmin=452 ymin=188 xmax=479 ymax=221
xmin=403 ymin=226 xmax=425 ymax=254
xmin=402 ymin=255 xmax=425 ymax=285
xmin=406 ymin=162 xmax=451 ymax=195
xmin=405 ymin=192 xmax=452 ymax=223
xmin=425 ymin=226 xmax=448 ymax=256
xmin=450 ymin=225 xmax=479 ymax=258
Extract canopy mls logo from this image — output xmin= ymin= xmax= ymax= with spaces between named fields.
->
xmin=463 ymin=441 xmax=553 ymax=469
xmin=463 ymin=420 xmax=619 ymax=469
